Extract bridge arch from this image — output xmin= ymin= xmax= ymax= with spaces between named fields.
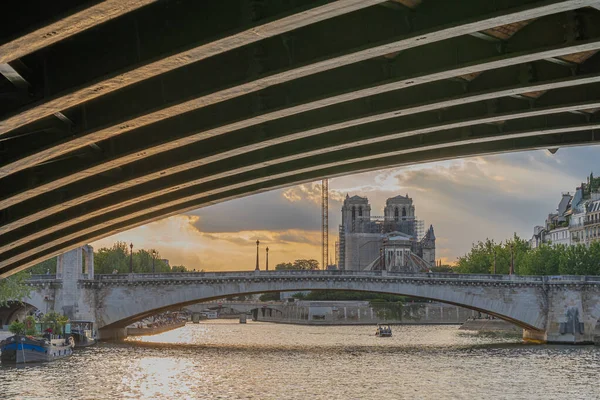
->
xmin=94 ymin=273 xmax=547 ymax=334
xmin=0 ymin=300 xmax=40 ymax=327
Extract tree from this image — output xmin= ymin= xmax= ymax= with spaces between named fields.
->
xmin=259 ymin=292 xmax=280 ymax=301
xmin=26 ymin=257 xmax=58 ymax=275
xmin=304 ymin=290 xmax=405 ymax=302
xmin=42 ymin=311 xmax=69 ymax=334
xmin=275 ymin=262 xmax=294 ymax=270
xmin=293 ymin=259 xmax=319 ymax=270
xmin=430 ymin=265 xmax=454 ymax=273
xmin=0 ymin=273 xmax=31 ymax=307
xmin=8 ymin=321 xmax=25 ymax=335
xmin=275 ymin=260 xmax=319 ymax=270
xmin=519 ymin=244 xmax=560 ymax=276
xmin=454 ymin=235 xmax=530 ymax=275
xmin=94 ymin=242 xmax=182 ymax=273
xmin=24 ymin=315 xmax=37 ymax=336
xmin=94 ymin=242 xmax=129 ymax=274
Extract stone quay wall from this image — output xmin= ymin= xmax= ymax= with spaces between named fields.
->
xmin=254 ymin=301 xmax=482 ymax=325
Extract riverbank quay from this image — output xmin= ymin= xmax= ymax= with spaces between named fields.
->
xmin=127 ymin=321 xmax=186 ymax=336
xmin=459 ymin=318 xmax=521 ymax=333
xmin=0 ymin=330 xmax=11 ymax=341
xmin=253 ymin=301 xmax=481 ymax=325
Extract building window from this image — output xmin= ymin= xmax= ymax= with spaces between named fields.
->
xmin=394 ymin=207 xmax=399 ymax=221
xmin=352 ymin=206 xmax=356 ymax=221
xmin=358 ymin=207 xmax=363 ymax=217
xmin=402 ymin=208 xmax=407 ymax=217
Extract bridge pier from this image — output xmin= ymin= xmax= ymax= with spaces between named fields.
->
xmin=97 ymin=327 xmax=128 ymax=341
xmin=524 ymin=285 xmax=600 ymax=344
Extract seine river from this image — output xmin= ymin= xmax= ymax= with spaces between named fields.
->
xmin=1 ymin=320 xmax=600 ymax=399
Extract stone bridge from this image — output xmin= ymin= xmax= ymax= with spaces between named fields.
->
xmin=17 ymin=269 xmax=600 ymax=344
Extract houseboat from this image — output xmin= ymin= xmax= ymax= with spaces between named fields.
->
xmin=0 ymin=335 xmax=74 ymax=364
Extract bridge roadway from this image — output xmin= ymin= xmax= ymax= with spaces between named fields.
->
xmin=20 ymin=270 xmax=600 ymax=344
xmin=3 ymin=1 xmax=600 ymax=277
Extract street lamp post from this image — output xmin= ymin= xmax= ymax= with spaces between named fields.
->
xmin=509 ymin=243 xmax=515 ymax=275
xmin=152 ymin=250 xmax=156 ymax=273
xmin=129 ymin=243 xmax=133 ymax=274
xmin=266 ymin=247 xmax=269 ymax=271
xmin=255 ymin=240 xmax=260 ymax=271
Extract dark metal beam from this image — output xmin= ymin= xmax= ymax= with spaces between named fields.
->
xmin=0 ymin=0 xmax=156 ymax=64
xmin=2 ymin=106 xmax=598 ymax=256
xmin=2 ymin=53 xmax=600 ymax=237
xmin=3 ymin=75 xmax=600 ymax=255
xmin=0 ymin=0 xmax=384 ymax=136
xmin=3 ymin=9 xmax=600 ymax=210
xmin=0 ymin=64 xmax=30 ymax=91
xmin=2 ymin=130 xmax=599 ymax=277
xmin=1 ymin=0 xmax=596 ymax=176
xmin=0 ymin=64 xmax=600 ymax=245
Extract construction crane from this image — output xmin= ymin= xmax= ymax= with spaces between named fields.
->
xmin=321 ymin=178 xmax=328 ymax=270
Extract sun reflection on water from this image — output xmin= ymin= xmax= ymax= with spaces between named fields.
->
xmin=2 ymin=321 xmax=600 ymax=399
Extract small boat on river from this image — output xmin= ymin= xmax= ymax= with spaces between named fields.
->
xmin=70 ymin=320 xmax=96 ymax=347
xmin=0 ymin=335 xmax=74 ymax=364
xmin=375 ymin=324 xmax=392 ymax=337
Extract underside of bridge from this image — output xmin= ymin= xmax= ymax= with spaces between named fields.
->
xmin=99 ymin=288 xmax=539 ymax=331
xmin=2 ymin=0 xmax=600 ymax=277
xmin=93 ymin=279 xmax=547 ymax=333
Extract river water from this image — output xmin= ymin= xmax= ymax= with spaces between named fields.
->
xmin=1 ymin=321 xmax=600 ymax=399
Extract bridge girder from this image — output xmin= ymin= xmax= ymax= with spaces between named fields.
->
xmin=2 ymin=0 xmax=600 ymax=277
xmin=4 ymin=10 xmax=600 ymax=210
xmin=2 ymin=129 xmax=599 ymax=276
xmin=1 ymin=0 xmax=597 ymax=174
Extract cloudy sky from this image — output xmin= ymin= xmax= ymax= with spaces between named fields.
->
xmin=92 ymin=146 xmax=600 ymax=271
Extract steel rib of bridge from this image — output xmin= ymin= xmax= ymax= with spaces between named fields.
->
xmin=1 ymin=0 xmax=596 ymax=176
xmin=2 ymin=0 xmax=600 ymax=277
xmin=2 ymin=108 xmax=600 ymax=262
xmin=3 ymin=10 xmax=600 ymax=210
xmin=2 ymin=130 xmax=598 ymax=277
xmin=0 ymin=0 xmax=384 ymax=136
xmin=3 ymin=67 xmax=600 ymax=245
xmin=3 ymin=74 xmax=600 ymax=257
xmin=2 ymin=42 xmax=600 ymax=244
xmin=0 ymin=0 xmax=156 ymax=64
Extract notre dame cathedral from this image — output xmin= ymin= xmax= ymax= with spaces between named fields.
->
xmin=337 ymin=194 xmax=436 ymax=272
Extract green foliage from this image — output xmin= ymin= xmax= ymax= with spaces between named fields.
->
xmin=24 ymin=316 xmax=37 ymax=336
xmin=304 ymin=290 xmax=406 ymax=302
xmin=457 ymin=234 xmax=600 ymax=276
xmin=259 ymin=292 xmax=280 ymax=301
xmin=42 ymin=312 xmax=69 ymax=334
xmin=94 ymin=242 xmax=129 ymax=274
xmin=430 ymin=265 xmax=454 ymax=273
xmin=455 ymin=234 xmax=529 ymax=275
xmin=94 ymin=241 xmax=183 ymax=273
xmin=26 ymin=257 xmax=58 ymax=275
xmin=8 ymin=321 xmax=25 ymax=335
xmin=275 ymin=259 xmax=320 ymax=270
xmin=0 ymin=273 xmax=31 ymax=307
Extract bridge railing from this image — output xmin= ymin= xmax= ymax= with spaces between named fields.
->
xmin=91 ymin=271 xmax=600 ymax=283
xmin=24 ymin=271 xmax=600 ymax=284
xmin=27 ymin=274 xmax=57 ymax=281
